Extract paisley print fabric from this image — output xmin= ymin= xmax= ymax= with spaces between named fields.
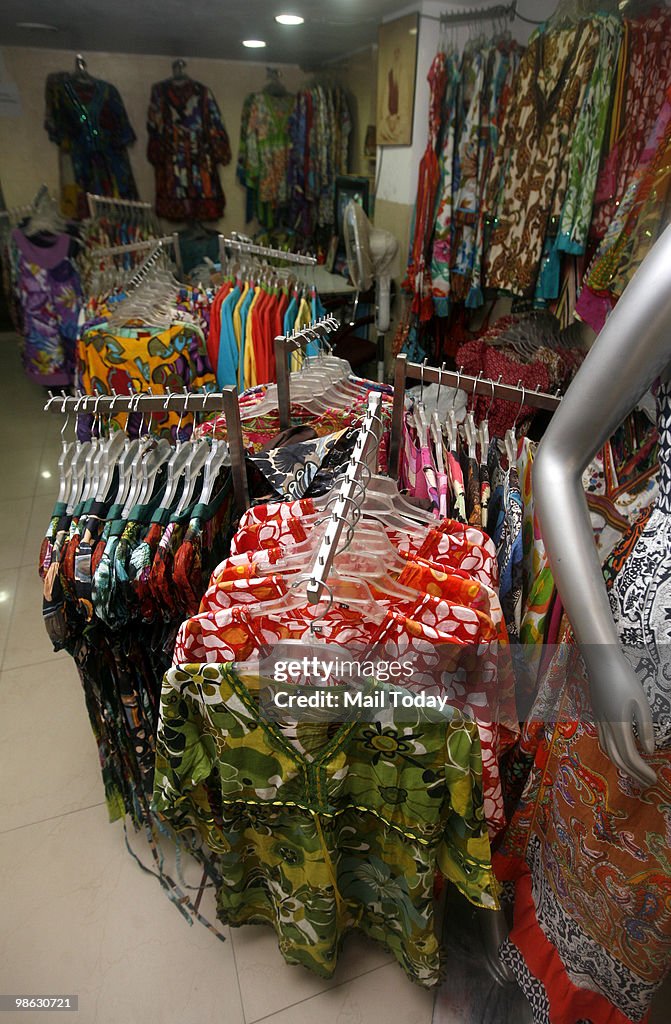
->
xmin=495 ymin=378 xmax=671 ymax=1022
xmin=152 ymin=663 xmax=499 ymax=984
xmin=484 ymin=21 xmax=600 ymax=296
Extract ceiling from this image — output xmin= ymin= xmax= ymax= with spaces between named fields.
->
xmin=0 ymin=0 xmax=430 ymax=67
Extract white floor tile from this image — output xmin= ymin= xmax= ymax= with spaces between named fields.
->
xmin=2 ymin=564 xmax=66 ymax=670
xmin=0 ymin=567 xmax=18 ymax=665
xmin=0 ymin=497 xmax=33 ymax=571
xmin=0 ymin=445 xmax=44 ymax=500
xmin=21 ymin=493 xmax=59 ymax=568
xmin=0 ymin=659 xmax=102 ymax=832
xmin=0 ymin=804 xmax=245 ymax=1024
xmin=232 ymin=924 xmax=393 ymax=1022
xmin=248 ymin=961 xmax=434 ymax=1024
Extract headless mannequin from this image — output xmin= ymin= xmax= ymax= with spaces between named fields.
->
xmin=479 ymin=223 xmax=671 ymax=983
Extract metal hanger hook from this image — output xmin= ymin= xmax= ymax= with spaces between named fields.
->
xmin=471 ymin=370 xmax=483 ymax=412
xmin=512 ymin=379 xmax=525 ymax=432
xmin=452 ymin=365 xmax=464 ymax=410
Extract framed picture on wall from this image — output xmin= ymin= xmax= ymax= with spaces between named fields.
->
xmin=376 ymin=13 xmax=419 ymax=147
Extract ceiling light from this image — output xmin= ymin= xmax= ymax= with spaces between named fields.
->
xmin=243 ymin=39 xmax=267 ymax=48
xmin=16 ymin=21 xmax=59 ymax=31
xmin=275 ymin=14 xmax=304 ymax=25
xmin=409 ymin=27 xmax=418 ymax=35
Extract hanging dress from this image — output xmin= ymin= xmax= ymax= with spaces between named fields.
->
xmin=495 ymin=376 xmax=671 ymax=1024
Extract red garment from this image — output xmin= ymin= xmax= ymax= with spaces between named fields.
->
xmin=207 ymin=282 xmax=232 ymax=372
xmin=455 ymin=338 xmax=550 ymax=438
xmin=404 ymin=54 xmax=449 ymax=320
xmin=590 ymin=9 xmax=671 ymax=240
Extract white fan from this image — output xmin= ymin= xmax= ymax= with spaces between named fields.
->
xmin=343 ymin=200 xmax=398 ymax=335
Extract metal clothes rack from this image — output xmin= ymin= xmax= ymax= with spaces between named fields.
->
xmin=86 ymin=193 xmax=154 ymax=220
xmin=273 ymin=315 xmax=341 ymax=429
xmin=422 ymin=1 xmax=517 ymax=24
xmin=389 ymin=352 xmax=562 ymax=478
xmin=219 ymin=234 xmax=318 ymax=268
xmin=44 ymin=388 xmax=250 ymax=514
xmin=90 ymin=233 xmax=183 ymax=278
xmin=305 ymin=393 xmax=382 ymax=605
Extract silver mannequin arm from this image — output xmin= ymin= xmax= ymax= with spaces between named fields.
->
xmin=532 ymin=225 xmax=671 ymax=787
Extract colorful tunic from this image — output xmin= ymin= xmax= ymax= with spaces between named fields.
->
xmin=153 ymin=662 xmax=498 ymax=985
xmin=45 ymin=73 xmax=138 ymax=219
xmin=76 ymin=322 xmax=216 ymax=442
xmin=496 ymin=377 xmax=671 ymax=1023
xmin=12 ymin=228 xmax=81 ymax=386
xmin=484 ymin=21 xmax=601 ymax=296
xmin=147 ymin=79 xmax=231 ymax=221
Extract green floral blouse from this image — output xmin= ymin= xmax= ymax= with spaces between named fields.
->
xmin=152 ymin=664 xmax=499 ymax=986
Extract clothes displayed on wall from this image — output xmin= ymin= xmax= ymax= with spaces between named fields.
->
xmin=44 ymin=70 xmax=139 ymax=220
xmin=237 ymin=82 xmax=351 ymax=236
xmin=147 ymin=76 xmax=231 ymax=221
xmin=495 ymin=382 xmax=671 ymax=1024
xmin=404 ymin=6 xmax=671 ymax=363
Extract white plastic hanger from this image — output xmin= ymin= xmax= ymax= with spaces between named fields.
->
xmin=504 ymin=381 xmax=525 ymax=467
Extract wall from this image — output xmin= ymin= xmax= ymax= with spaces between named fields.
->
xmin=337 ymin=46 xmax=378 ymax=181
xmin=0 ymin=46 xmax=309 ymax=234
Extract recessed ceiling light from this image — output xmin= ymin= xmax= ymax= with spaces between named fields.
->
xmin=409 ymin=27 xmax=418 ymax=35
xmin=243 ymin=39 xmax=267 ymax=48
xmin=275 ymin=13 xmax=304 ymax=25
xmin=16 ymin=21 xmax=59 ymax=31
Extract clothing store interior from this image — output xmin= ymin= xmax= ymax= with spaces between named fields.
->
xmin=1 ymin=0 xmax=671 ymax=1021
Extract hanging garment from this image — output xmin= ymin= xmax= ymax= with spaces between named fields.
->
xmin=589 ymin=8 xmax=671 ymax=242
xmin=44 ymin=72 xmax=138 ymax=220
xmin=237 ymin=91 xmax=294 ymax=227
xmin=11 ymin=228 xmax=82 ymax=387
xmin=576 ymin=85 xmax=671 ymax=332
xmin=153 ymin=663 xmax=498 ymax=986
xmin=76 ymin=321 xmax=216 ymax=441
xmin=555 ymin=15 xmax=623 ymax=256
xmin=405 ymin=52 xmax=449 ymax=320
xmin=495 ymin=377 xmax=671 ymax=1024
xmin=147 ymin=78 xmax=231 ymax=221
xmin=484 ymin=21 xmax=601 ymax=297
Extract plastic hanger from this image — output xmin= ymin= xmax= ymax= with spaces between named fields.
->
xmin=504 ymin=381 xmax=525 ymax=467
xmin=478 ymin=376 xmax=499 ymax=461
xmin=95 ymin=395 xmax=130 ymax=502
xmin=463 ymin=372 xmax=481 ymax=462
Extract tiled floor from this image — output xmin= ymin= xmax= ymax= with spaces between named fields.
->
xmin=0 ymin=335 xmax=436 ymax=1024
xmin=4 ymin=332 xmax=666 ymax=1024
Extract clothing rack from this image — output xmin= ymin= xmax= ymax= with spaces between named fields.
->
xmin=305 ymin=392 xmax=382 ymax=605
xmin=422 ymin=1 xmax=517 ymax=24
xmin=86 ymin=193 xmax=154 ymax=220
xmin=219 ymin=234 xmax=318 ymax=268
xmin=389 ymin=352 xmax=562 ymax=478
xmin=43 ymin=387 xmax=250 ymax=513
xmin=90 ymin=233 xmax=183 ymax=277
xmin=273 ymin=315 xmax=341 ymax=429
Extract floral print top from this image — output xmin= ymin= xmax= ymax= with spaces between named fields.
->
xmin=152 ymin=662 xmax=498 ymax=985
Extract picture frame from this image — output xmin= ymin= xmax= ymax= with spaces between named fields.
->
xmin=376 ymin=13 xmax=419 ymax=147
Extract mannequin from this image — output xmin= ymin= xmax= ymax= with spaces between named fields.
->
xmin=478 ymin=225 xmax=671 ymax=994
xmin=532 ymin=227 xmax=671 ymax=788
